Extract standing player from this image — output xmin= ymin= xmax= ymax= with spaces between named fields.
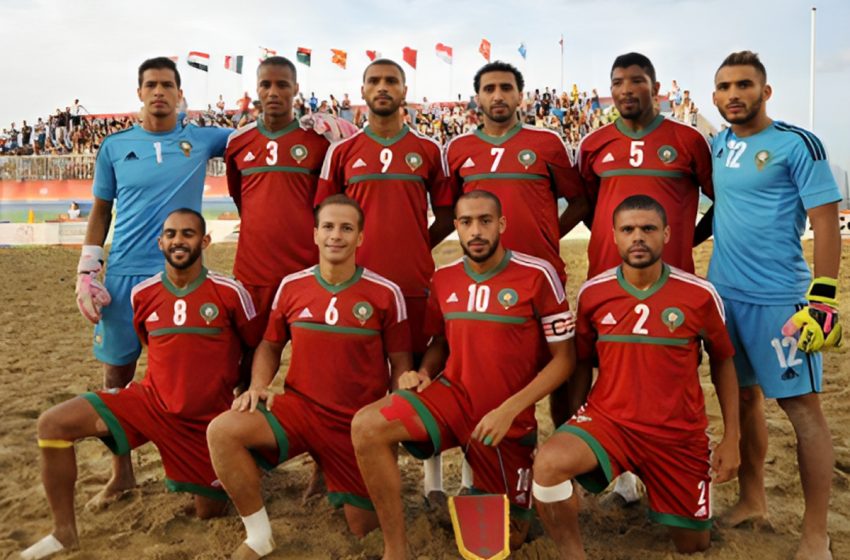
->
xmin=709 ymin=51 xmax=842 ymax=560
xmin=352 ymin=191 xmax=576 ymax=559
xmin=22 ymin=209 xmax=260 ymax=560
xmin=74 ymin=57 xmax=232 ymax=504
xmin=315 ymin=58 xmax=455 ymax=503
xmin=533 ymin=195 xmax=740 ymax=559
xmin=206 ymin=195 xmax=412 ymax=559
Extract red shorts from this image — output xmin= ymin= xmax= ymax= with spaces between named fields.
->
xmin=382 ymin=377 xmax=537 ymax=518
xmin=83 ymin=384 xmax=227 ymax=500
xmin=253 ymin=391 xmax=372 ymax=511
xmin=405 ymin=296 xmax=428 ymax=356
xmin=558 ymin=405 xmax=712 ymax=530
xmin=243 ymin=283 xmax=278 ymax=335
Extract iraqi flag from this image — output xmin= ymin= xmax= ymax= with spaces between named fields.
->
xmin=435 ymin=43 xmax=452 ymax=65
xmin=224 ymin=55 xmax=243 ymax=74
xmin=187 ymin=51 xmax=210 ymax=72
xmin=402 ymin=47 xmax=417 ymax=69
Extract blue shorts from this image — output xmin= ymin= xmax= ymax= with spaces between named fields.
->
xmin=723 ymin=298 xmax=822 ymax=399
xmin=93 ymin=274 xmax=149 ymax=366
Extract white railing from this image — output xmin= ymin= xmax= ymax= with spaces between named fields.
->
xmin=0 ymin=155 xmax=226 ymax=181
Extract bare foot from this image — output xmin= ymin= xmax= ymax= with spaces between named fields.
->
xmin=717 ymin=500 xmax=770 ymax=529
xmin=231 ymin=542 xmax=263 ymax=560
xmin=301 ymin=463 xmax=326 ymax=505
xmin=84 ymin=478 xmax=138 ymax=512
xmin=423 ymin=490 xmax=451 ymax=528
xmin=794 ymin=536 xmax=832 ymax=560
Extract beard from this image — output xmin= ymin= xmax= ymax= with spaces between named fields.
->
xmin=165 ymin=246 xmax=202 ymax=270
xmin=623 ymin=247 xmax=662 ymax=269
xmin=461 ymin=236 xmax=500 ymax=263
xmin=481 ymin=105 xmax=514 ymax=123
xmin=367 ymin=97 xmax=401 ymax=117
xmin=718 ymin=96 xmax=763 ymax=125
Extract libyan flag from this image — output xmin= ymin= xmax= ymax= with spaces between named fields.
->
xmin=187 ymin=51 xmax=209 ymax=72
xmin=297 ymin=47 xmax=312 ymax=67
xmin=224 ymin=55 xmax=243 ymax=74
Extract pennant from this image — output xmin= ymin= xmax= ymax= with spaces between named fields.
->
xmin=402 ymin=47 xmax=417 ymax=69
xmin=479 ymin=39 xmax=491 ymax=63
xmin=331 ymin=49 xmax=348 ymax=69
xmin=167 ymin=55 xmax=179 ymax=63
xmin=296 ymin=47 xmax=312 ymax=67
xmin=435 ymin=43 xmax=453 ymax=65
xmin=259 ymin=46 xmax=277 ymax=62
xmin=187 ymin=51 xmax=209 ymax=72
xmin=366 ymin=50 xmax=380 ymax=61
xmin=518 ymin=42 xmax=527 ymax=60
xmin=224 ymin=55 xmax=243 ymax=74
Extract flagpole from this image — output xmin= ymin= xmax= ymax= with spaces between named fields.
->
xmin=560 ymin=34 xmax=564 ymax=94
xmin=449 ymin=63 xmax=453 ymax=103
xmin=809 ymin=6 xmax=816 ymax=130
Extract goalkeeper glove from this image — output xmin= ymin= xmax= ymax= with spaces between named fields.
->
xmin=75 ymin=245 xmax=111 ymax=324
xmin=782 ymin=277 xmax=842 ymax=353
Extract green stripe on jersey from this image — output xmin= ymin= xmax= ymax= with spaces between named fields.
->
xmin=291 ymin=322 xmax=379 ymax=336
xmin=348 ymin=173 xmax=424 ymax=185
xmin=241 ymin=166 xmax=318 ymax=176
xmin=598 ymin=334 xmax=690 ymax=346
xmin=462 ymin=172 xmax=548 ymax=183
xmin=444 ymin=312 xmax=526 ymax=324
xmin=598 ymin=169 xmax=684 ymax=178
xmin=149 ymin=327 xmax=222 ymax=336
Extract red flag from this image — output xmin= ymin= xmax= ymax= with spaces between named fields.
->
xmin=259 ymin=46 xmax=277 ymax=62
xmin=331 ymin=49 xmax=348 ymax=69
xmin=479 ymin=39 xmax=491 ymax=62
xmin=435 ymin=43 xmax=453 ymax=65
xmin=402 ymin=47 xmax=417 ymax=69
xmin=366 ymin=50 xmax=379 ymax=61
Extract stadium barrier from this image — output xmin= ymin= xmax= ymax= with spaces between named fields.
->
xmin=0 ymin=155 xmax=226 ymax=181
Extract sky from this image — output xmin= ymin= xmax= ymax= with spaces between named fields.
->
xmin=2 ymin=0 xmax=849 ymax=175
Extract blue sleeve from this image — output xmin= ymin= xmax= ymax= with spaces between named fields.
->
xmin=200 ymin=126 xmax=233 ymax=158
xmin=91 ymin=140 xmax=117 ymax=201
xmin=789 ymin=135 xmax=843 ymax=210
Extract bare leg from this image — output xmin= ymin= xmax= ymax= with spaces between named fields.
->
xmin=193 ymin=495 xmax=229 ymax=519
xmin=302 ymin=460 xmax=326 ymax=505
xmin=778 ymin=393 xmax=833 ymax=560
xmin=668 ymin=527 xmax=710 ymax=553
xmin=721 ymin=386 xmax=768 ymax=526
xmin=343 ymin=504 xmax=379 ymax=538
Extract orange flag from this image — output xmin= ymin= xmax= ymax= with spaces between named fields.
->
xmin=331 ymin=49 xmax=348 ymax=69
xmin=479 ymin=38 xmax=491 ymax=62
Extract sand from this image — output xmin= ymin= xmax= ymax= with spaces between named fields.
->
xmin=1 ymin=239 xmax=848 ymax=559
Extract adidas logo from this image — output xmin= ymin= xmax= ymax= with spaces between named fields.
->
xmin=781 ymin=367 xmax=799 ymax=380
xmin=298 ymin=308 xmax=313 ymax=319
xmin=446 ymin=292 xmax=459 ymax=303
xmin=125 ymin=151 xmax=138 ymax=161
xmin=243 ymin=151 xmax=255 ymax=162
xmin=694 ymin=505 xmax=708 ymax=518
xmin=462 ymin=157 xmax=475 ymax=168
xmin=146 ymin=311 xmax=159 ymax=322
xmin=602 ymin=152 xmax=615 ymax=163
xmin=352 ymin=158 xmax=367 ymax=168
xmin=601 ymin=312 xmax=617 ymax=325
xmin=716 ymin=148 xmax=724 ymax=159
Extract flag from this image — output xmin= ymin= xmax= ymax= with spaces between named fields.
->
xmin=331 ymin=49 xmax=347 ymax=69
xmin=259 ymin=46 xmax=277 ymax=62
xmin=366 ymin=50 xmax=380 ymax=61
xmin=296 ymin=47 xmax=312 ymax=67
xmin=402 ymin=47 xmax=417 ymax=69
xmin=435 ymin=43 xmax=453 ymax=65
xmin=167 ymin=55 xmax=179 ymax=63
xmin=479 ymin=39 xmax=491 ymax=62
xmin=187 ymin=51 xmax=209 ymax=72
xmin=224 ymin=55 xmax=243 ymax=74
xmin=518 ymin=42 xmax=527 ymax=60
xmin=559 ymin=34 xmax=564 ymax=52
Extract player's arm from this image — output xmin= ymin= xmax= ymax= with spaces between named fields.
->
xmin=232 ymin=338 xmax=286 ymax=412
xmin=547 ymin=142 xmax=590 ymax=237
xmin=471 ymin=337 xmax=575 ymax=446
xmin=389 ymin=351 xmax=414 ymax=391
xmin=693 ymin=205 xmax=713 ymax=246
xmin=224 ymin=144 xmax=243 ymax=213
xmin=397 ymin=334 xmax=449 ymax=393
xmin=692 ymin=132 xmax=716 ymax=246
xmin=708 ymin=355 xmax=740 ymax=483
xmin=558 ymin=193 xmax=590 ymax=238
xmin=429 ymin=207 xmax=455 ymax=248
xmin=810 ymin=202 xmax=841 ymax=280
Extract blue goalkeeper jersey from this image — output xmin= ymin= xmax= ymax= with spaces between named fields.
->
xmin=92 ymin=123 xmax=230 ymax=275
xmin=707 ymin=121 xmax=842 ymax=304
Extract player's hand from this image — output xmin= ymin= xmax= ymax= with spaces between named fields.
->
xmin=710 ymin=435 xmax=740 ymax=484
xmin=782 ymin=277 xmax=842 ymax=353
xmin=232 ymin=386 xmax=277 ymax=412
xmin=75 ymin=245 xmax=111 ymax=324
xmin=397 ymin=370 xmax=431 ymax=393
xmin=471 ymin=403 xmax=520 ymax=448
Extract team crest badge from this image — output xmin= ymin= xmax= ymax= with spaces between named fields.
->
xmin=405 ymin=152 xmax=423 ymax=171
xmin=353 ymin=301 xmax=374 ymax=325
xmin=661 ymin=307 xmax=685 ymax=333
xmin=200 ymin=303 xmax=219 ymax=324
xmin=755 ymin=150 xmax=771 ymax=171
xmin=291 ymin=144 xmax=308 ymax=164
xmin=657 ymin=145 xmax=678 ymax=164
xmin=497 ymin=288 xmax=518 ymax=309
xmin=179 ymin=140 xmax=192 ymax=157
xmin=517 ymin=149 xmax=537 ymax=169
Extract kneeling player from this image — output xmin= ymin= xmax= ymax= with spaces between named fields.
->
xmin=21 ymin=209 xmax=261 ymax=560
xmin=352 ymin=190 xmax=576 ymax=559
xmin=206 ymin=194 xmax=412 ymax=559
xmin=533 ymin=195 xmax=740 ymax=558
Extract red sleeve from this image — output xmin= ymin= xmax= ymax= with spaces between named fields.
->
xmin=262 ymin=281 xmax=290 ymax=345
xmin=699 ymin=290 xmax=735 ymax=361
xmin=231 ymin=286 xmax=264 ymax=348
xmin=427 ymin=142 xmax=455 ymax=208
xmin=225 ymin=141 xmax=242 ymax=212
xmin=381 ymin=293 xmax=412 ymax=354
xmin=423 ymin=277 xmax=445 ymax=338
xmin=532 ymin=267 xmax=574 ymax=343
xmin=131 ymin=290 xmax=149 ymax=347
xmin=546 ymin=136 xmax=585 ymax=201
xmin=577 ymin=143 xmax=600 ymax=203
xmin=574 ymin=289 xmax=597 ymax=361
xmin=690 ymin=131 xmax=714 ymax=199
xmin=315 ymin=141 xmax=346 ymax=206
xmin=443 ymin=141 xmax=463 ymax=206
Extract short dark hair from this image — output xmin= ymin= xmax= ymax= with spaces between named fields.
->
xmin=473 ymin=61 xmax=524 ymax=93
xmin=315 ymin=194 xmax=365 ymax=230
xmin=716 ymin=50 xmax=767 ymax=83
xmin=138 ymin=57 xmax=181 ymax=88
xmin=610 ymin=52 xmax=656 ymax=84
xmin=455 ymin=190 xmax=503 ymax=217
xmin=363 ymin=59 xmax=406 ymax=85
xmin=613 ymin=195 xmax=667 ymax=226
xmin=165 ymin=208 xmax=206 ymax=234
xmin=258 ymin=56 xmax=297 ymax=81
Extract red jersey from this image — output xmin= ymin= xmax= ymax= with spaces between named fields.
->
xmin=575 ymin=264 xmax=734 ymax=437
xmin=131 ymin=269 xmax=261 ymax=422
xmin=264 ymin=266 xmax=411 ymax=418
xmin=315 ymin=125 xmax=453 ymax=298
xmin=578 ymin=116 xmax=713 ymax=277
xmin=425 ymin=250 xmax=574 ymax=427
xmin=225 ymin=120 xmax=330 ymax=286
xmin=445 ymin=123 xmax=584 ymax=284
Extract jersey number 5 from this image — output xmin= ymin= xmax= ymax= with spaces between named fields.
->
xmin=629 ymin=141 xmax=645 ymax=167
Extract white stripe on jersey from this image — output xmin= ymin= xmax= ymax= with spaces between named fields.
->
xmin=662 ymin=116 xmax=713 ymax=152
xmin=436 ymin=256 xmax=465 ymax=271
xmin=510 ymin=251 xmax=565 ymax=303
xmin=668 ymin=267 xmax=726 ymax=322
xmin=521 ymin=124 xmax=576 ymax=166
xmin=225 ymin=121 xmax=258 ymax=149
xmin=361 ymin=268 xmax=408 ymax=323
xmin=208 ymin=271 xmax=257 ymax=320
xmin=271 ymin=266 xmax=317 ymax=311
xmin=319 ymin=129 xmax=364 ymax=181
xmin=130 ymin=273 xmax=164 ymax=311
xmin=409 ymin=127 xmax=449 ymax=176
xmin=576 ymin=267 xmax=619 ymax=302
xmin=575 ymin=121 xmax=616 ymax=175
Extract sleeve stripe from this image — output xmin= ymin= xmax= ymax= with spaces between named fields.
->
xmin=576 ymin=269 xmax=618 ymax=303
xmin=541 ymin=310 xmax=576 ymax=341
xmin=130 ymin=273 xmax=163 ymax=312
xmin=510 ymin=251 xmax=565 ymax=303
xmin=361 ymin=269 xmax=408 ymax=323
xmin=522 ymin=124 xmax=575 ymax=165
xmin=774 ymin=122 xmax=826 ymax=161
xmin=411 ymin=129 xmax=450 ymax=176
xmin=575 ymin=122 xmax=614 ymax=174
xmin=271 ymin=267 xmax=316 ymax=310
xmin=668 ymin=269 xmax=726 ymax=323
xmin=208 ymin=273 xmax=257 ymax=320
xmin=319 ymin=131 xmax=361 ymax=180
xmin=225 ymin=121 xmax=257 ymax=149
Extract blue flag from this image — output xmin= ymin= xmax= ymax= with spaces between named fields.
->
xmin=518 ymin=42 xmax=527 ymax=60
